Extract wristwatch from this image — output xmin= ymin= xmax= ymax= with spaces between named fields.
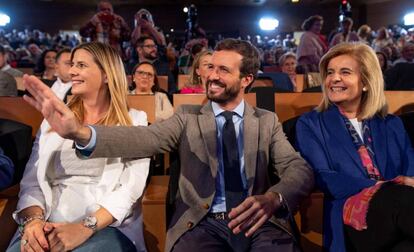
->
xmin=82 ymin=216 xmax=98 ymax=232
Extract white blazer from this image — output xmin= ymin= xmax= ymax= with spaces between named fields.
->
xmin=11 ymin=109 xmax=150 ymax=252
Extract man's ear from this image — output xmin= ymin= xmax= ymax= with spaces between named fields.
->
xmin=241 ymin=74 xmax=254 ymax=89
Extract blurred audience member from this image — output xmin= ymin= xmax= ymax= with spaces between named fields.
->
xmin=79 ymin=0 xmax=130 ymax=59
xmin=0 ymin=71 xmax=17 ymax=96
xmin=51 ymin=49 xmax=72 ymax=102
xmin=131 ymin=8 xmax=166 ymax=47
xmin=0 ymin=45 xmax=23 ymax=77
xmin=283 ymin=34 xmax=296 ymax=51
xmin=34 ymin=49 xmax=57 ymax=87
xmin=135 ymin=36 xmax=176 ymax=93
xmin=372 ymin=27 xmax=394 ymax=51
xmin=376 ymin=51 xmax=389 ymax=73
xmin=130 ymin=62 xmax=174 ymax=121
xmin=279 ymin=52 xmax=298 ymax=91
xmin=297 ymin=15 xmax=328 ymax=73
xmin=394 ymin=42 xmax=414 ymax=65
xmin=178 ymin=38 xmax=208 ymax=74
xmin=180 ymin=50 xmax=212 ymax=94
xmin=357 ymin=24 xmax=372 ymax=45
xmin=330 ymin=18 xmax=359 ymax=47
xmin=27 ymin=43 xmax=43 ymax=65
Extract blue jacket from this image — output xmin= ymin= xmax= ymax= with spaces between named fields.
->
xmin=296 ymin=105 xmax=414 ymax=252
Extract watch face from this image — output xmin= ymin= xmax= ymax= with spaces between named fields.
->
xmin=84 ymin=216 xmax=97 ymax=229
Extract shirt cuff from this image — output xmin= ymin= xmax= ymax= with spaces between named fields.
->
xmin=75 ymin=125 xmax=96 ymax=157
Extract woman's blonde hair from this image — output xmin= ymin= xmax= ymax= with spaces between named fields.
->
xmin=68 ymin=42 xmax=132 ymax=126
xmin=187 ymin=50 xmax=212 ymax=87
xmin=278 ymin=52 xmax=296 ymax=67
xmin=317 ymin=42 xmax=387 ymax=119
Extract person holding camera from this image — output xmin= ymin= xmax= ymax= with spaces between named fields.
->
xmin=79 ymin=0 xmax=130 ymax=59
xmin=131 ymin=9 xmax=166 ymax=47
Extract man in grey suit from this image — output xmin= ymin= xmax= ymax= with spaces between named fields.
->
xmin=24 ymin=38 xmax=314 ymax=252
xmin=0 ymin=71 xmax=17 ymax=96
xmin=0 ymin=45 xmax=23 ymax=78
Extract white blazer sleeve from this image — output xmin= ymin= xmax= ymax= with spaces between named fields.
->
xmin=13 ymin=122 xmax=48 ymax=220
xmin=98 ymin=109 xmax=150 ymax=226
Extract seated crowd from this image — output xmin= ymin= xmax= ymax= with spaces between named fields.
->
xmin=0 ymin=1 xmax=414 ymax=252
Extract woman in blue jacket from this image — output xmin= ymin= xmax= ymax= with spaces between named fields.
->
xmin=296 ymin=42 xmax=414 ymax=252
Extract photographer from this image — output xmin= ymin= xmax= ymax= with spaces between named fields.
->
xmin=131 ymin=9 xmax=166 ymax=47
xmin=185 ymin=4 xmax=206 ymax=42
xmin=79 ymin=0 xmax=130 ymax=59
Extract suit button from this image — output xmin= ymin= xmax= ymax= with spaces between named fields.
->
xmin=187 ymin=222 xmax=194 ymax=229
xmin=202 ymin=203 xmax=209 ymax=209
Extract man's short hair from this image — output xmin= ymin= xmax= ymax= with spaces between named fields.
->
xmin=56 ymin=48 xmax=71 ymax=62
xmin=214 ymin=38 xmax=260 ymax=78
xmin=136 ymin=36 xmax=155 ymax=48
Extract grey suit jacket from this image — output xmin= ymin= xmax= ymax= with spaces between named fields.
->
xmin=0 ymin=71 xmax=17 ymax=96
xmin=90 ymin=101 xmax=314 ymax=252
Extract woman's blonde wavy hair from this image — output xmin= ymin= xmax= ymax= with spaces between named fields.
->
xmin=68 ymin=42 xmax=132 ymax=126
xmin=187 ymin=50 xmax=212 ymax=88
xmin=317 ymin=42 xmax=388 ymax=119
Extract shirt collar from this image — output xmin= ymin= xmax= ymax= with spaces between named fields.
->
xmin=56 ymin=77 xmax=72 ymax=85
xmin=211 ymin=99 xmax=245 ymax=118
xmin=1 ymin=64 xmax=11 ymax=71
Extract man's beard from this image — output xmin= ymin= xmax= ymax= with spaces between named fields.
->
xmin=206 ymin=80 xmax=240 ymax=104
xmin=144 ymin=51 xmax=157 ymax=61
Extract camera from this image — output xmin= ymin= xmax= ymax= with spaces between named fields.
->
xmin=141 ymin=14 xmax=149 ymax=21
xmin=99 ymin=12 xmax=114 ymax=24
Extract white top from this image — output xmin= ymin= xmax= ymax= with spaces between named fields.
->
xmin=349 ymin=118 xmax=364 ymax=143
xmin=47 ymin=138 xmax=106 ymax=222
xmin=50 ymin=78 xmax=72 ymax=101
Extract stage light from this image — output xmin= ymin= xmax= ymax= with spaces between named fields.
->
xmin=404 ymin=13 xmax=414 ymax=26
xmin=291 ymin=0 xmax=299 ymax=2
xmin=0 ymin=13 xmax=10 ymax=26
xmin=183 ymin=7 xmax=189 ymax=13
xmin=170 ymin=28 xmax=174 ymax=32
xmin=259 ymin=17 xmax=279 ymax=31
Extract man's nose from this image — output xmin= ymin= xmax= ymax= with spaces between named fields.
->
xmin=207 ymin=68 xmax=219 ymax=81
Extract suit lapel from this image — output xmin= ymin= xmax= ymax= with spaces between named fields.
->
xmin=323 ymin=106 xmax=367 ymax=176
xmin=243 ymin=102 xmax=258 ymax=195
xmin=199 ymin=102 xmax=219 ymax=177
xmin=369 ymin=117 xmax=388 ymax=176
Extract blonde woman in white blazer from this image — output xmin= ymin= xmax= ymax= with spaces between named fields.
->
xmin=8 ymin=42 xmax=150 ymax=252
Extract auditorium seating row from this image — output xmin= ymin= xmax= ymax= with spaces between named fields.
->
xmin=14 ymin=71 xmax=319 ymax=94
xmin=0 ymin=91 xmax=413 ymax=252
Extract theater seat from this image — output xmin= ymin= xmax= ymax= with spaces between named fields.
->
xmin=0 ymin=184 xmax=19 ymax=251
xmin=399 ymin=112 xmax=414 ymax=146
xmin=0 ymin=119 xmax=33 ymax=184
xmin=282 ymin=116 xmax=300 ymax=150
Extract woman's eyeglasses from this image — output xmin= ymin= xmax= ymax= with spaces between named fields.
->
xmin=135 ymin=70 xmax=154 ymax=78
